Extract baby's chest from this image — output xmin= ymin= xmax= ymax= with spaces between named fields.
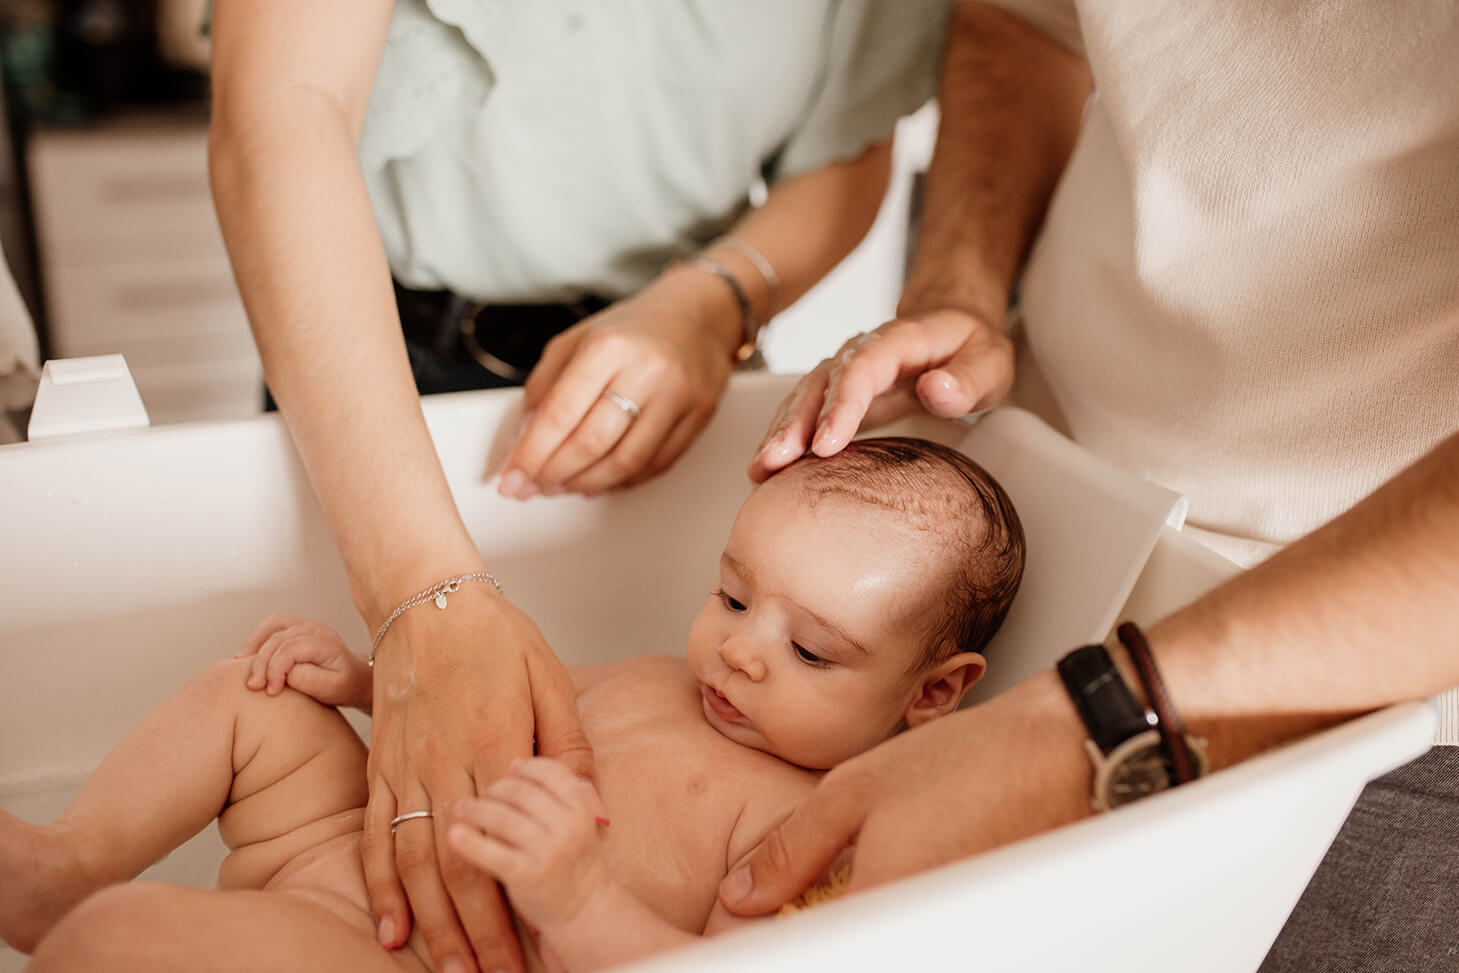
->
xmin=592 ymin=736 xmax=752 ymax=931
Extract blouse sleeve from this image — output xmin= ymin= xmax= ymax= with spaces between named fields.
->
xmin=769 ymin=0 xmax=957 ymax=181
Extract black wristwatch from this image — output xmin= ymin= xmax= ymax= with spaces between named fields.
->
xmin=1056 ymin=643 xmax=1207 ymax=811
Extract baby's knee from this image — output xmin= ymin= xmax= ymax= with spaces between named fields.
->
xmin=29 ymin=884 xmax=175 ymax=970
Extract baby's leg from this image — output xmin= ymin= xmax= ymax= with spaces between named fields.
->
xmin=29 ymin=882 xmax=421 ymax=973
xmin=0 ymin=658 xmax=367 ymax=953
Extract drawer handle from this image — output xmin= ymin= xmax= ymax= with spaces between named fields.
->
xmin=100 ymin=172 xmax=211 ymax=204
xmin=113 ymin=278 xmax=240 ymax=311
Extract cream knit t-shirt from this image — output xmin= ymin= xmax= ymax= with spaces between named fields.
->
xmin=987 ymin=1 xmax=1459 ymax=736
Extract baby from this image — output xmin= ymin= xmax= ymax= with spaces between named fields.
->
xmin=0 ymin=436 xmax=1024 ymax=973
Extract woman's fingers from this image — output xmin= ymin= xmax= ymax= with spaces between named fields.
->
xmin=531 ymin=382 xmax=665 ymax=492
xmin=521 ymin=325 xmax=589 ymax=413
xmin=391 ymin=782 xmax=484 ymax=973
xmin=362 ymin=774 xmax=410 ymax=950
xmin=525 ymin=645 xmax=595 ymax=780
xmin=433 ymin=778 xmax=526 ymax=973
xmin=500 ymin=337 xmax=622 ymax=497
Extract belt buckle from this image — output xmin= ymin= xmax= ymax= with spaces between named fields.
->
xmin=459 ymin=301 xmax=531 ymax=384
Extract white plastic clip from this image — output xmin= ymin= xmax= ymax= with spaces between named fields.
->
xmin=27 ymin=355 xmax=151 ymax=441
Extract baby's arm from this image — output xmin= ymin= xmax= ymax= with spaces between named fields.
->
xmin=450 ymin=757 xmax=722 ymax=972
xmin=235 ymin=615 xmax=373 ymax=711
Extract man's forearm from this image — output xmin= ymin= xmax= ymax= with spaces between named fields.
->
xmin=1145 ymin=429 xmax=1459 ymax=767
xmin=899 ymin=1 xmax=1091 ymax=326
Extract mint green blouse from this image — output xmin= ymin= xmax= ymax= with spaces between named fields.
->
xmin=358 ymin=0 xmax=953 ymax=301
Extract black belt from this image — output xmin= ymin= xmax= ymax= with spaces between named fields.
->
xmin=394 ymin=281 xmax=610 ymax=391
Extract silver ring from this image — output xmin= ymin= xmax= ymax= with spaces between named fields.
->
xmin=601 ymin=390 xmax=641 ymax=420
xmin=390 ymin=810 xmax=434 ymax=833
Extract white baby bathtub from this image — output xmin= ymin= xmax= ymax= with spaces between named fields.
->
xmin=0 ymin=368 xmax=1435 ymax=972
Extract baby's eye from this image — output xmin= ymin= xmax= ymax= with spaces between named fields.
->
xmin=713 ymin=588 xmax=747 ymax=612
xmin=793 ymin=643 xmax=829 ymax=666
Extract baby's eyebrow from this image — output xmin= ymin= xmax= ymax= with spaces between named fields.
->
xmin=722 ymin=551 xmax=870 ymax=656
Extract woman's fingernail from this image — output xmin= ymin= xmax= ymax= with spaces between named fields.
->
xmin=377 ymin=915 xmax=395 ymax=947
xmin=441 ymin=958 xmax=468 ymax=973
xmin=722 ymin=865 xmax=753 ymax=903
xmin=499 ymin=469 xmax=526 ymax=497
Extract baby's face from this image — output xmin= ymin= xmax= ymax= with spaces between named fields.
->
xmin=685 ymin=473 xmax=936 ymax=769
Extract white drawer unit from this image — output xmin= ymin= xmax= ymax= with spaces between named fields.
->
xmin=28 ymin=112 xmax=264 ymax=424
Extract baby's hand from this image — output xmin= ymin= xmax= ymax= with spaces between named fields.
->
xmin=235 ymin=614 xmax=371 ymax=709
xmin=449 ymin=758 xmax=612 ymax=933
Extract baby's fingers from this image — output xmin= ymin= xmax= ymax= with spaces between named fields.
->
xmin=448 ymin=824 xmax=521 ymax=884
xmin=236 ymin=613 xmax=307 ymax=658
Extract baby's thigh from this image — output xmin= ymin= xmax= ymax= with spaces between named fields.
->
xmin=203 ymin=659 xmax=369 ymax=849
xmin=29 ymin=882 xmax=426 ymax=973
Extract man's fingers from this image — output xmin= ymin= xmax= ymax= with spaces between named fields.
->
xmin=717 ymin=769 xmax=872 ymax=916
xmin=362 ymin=776 xmax=411 ymax=950
xmin=749 ymin=370 xmax=826 ymax=482
xmin=914 ymin=330 xmax=1014 ymax=418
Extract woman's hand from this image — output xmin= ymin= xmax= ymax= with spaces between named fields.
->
xmin=716 ymin=672 xmax=1090 ymax=916
xmin=236 ymin=614 xmax=372 ymax=709
xmin=747 ymin=308 xmax=1015 ymax=482
xmin=449 ymin=757 xmax=612 ymax=934
xmin=497 ymin=284 xmax=738 ymax=499
xmin=366 ymin=585 xmax=593 ymax=973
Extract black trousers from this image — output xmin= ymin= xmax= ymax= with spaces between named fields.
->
xmin=264 ymin=283 xmax=608 ymax=408
xmin=1260 ymin=746 xmax=1459 ymax=972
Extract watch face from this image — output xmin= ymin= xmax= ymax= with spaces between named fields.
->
xmin=1105 ymin=746 xmax=1171 ymax=808
xmin=1090 ymin=730 xmax=1172 ymax=811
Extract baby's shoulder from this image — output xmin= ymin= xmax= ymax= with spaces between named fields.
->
xmin=570 ymin=654 xmax=689 ymax=696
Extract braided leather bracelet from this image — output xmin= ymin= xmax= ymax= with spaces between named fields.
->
xmin=1116 ymin=621 xmax=1201 ymax=784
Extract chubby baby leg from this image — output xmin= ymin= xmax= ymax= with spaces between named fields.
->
xmin=29 ymin=882 xmax=423 ymax=973
xmin=0 ymin=657 xmax=367 ymax=954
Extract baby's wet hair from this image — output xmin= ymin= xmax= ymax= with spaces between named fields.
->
xmin=788 ymin=436 xmax=1025 ymax=669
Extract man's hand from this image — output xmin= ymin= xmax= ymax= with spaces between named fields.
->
xmin=366 ymin=586 xmax=594 ymax=973
xmin=236 ymin=614 xmax=371 ymax=709
xmin=448 ymin=758 xmax=612 ymax=934
xmin=748 ymin=308 xmax=1014 ymax=482
xmin=718 ymin=673 xmax=1090 ymax=915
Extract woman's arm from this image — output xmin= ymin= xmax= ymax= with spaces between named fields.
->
xmin=498 ymin=140 xmax=894 ymax=498
xmin=721 ymin=427 xmax=1459 ymax=911
xmin=209 ymin=7 xmax=588 ymax=972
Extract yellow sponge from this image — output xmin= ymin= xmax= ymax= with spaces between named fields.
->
xmin=777 ymin=862 xmax=852 ymax=917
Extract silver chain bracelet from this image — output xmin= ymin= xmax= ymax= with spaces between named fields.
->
xmin=368 ymin=571 xmax=503 ymax=667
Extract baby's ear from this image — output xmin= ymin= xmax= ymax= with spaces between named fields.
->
xmin=904 ymin=652 xmax=987 ymax=728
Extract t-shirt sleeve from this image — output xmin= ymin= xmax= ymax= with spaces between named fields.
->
xmin=769 ymin=0 xmax=958 ymax=181
xmin=977 ymin=0 xmax=1085 ymax=57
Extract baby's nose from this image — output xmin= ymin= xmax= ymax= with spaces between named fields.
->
xmin=721 ymin=638 xmax=768 ymax=682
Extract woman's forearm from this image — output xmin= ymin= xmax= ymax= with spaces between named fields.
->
xmin=899 ymin=1 xmax=1091 ymax=325
xmin=209 ymin=5 xmax=484 ymax=627
xmin=642 ymin=139 xmax=894 ymax=362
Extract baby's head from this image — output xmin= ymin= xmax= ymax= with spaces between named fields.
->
xmin=687 ymin=437 xmax=1025 ymax=769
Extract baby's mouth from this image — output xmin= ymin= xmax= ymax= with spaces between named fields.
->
xmin=702 ymin=684 xmax=746 ymax=724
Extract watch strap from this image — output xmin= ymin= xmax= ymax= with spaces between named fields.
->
xmin=1056 ymin=643 xmax=1152 ymax=755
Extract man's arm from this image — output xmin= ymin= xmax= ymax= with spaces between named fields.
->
xmin=750 ymin=1 xmax=1091 ymax=478
xmin=722 ymin=428 xmax=1459 ymax=910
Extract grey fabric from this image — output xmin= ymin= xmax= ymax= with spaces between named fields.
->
xmin=1260 ymin=745 xmax=1459 ymax=973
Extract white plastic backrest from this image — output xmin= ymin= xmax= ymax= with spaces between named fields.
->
xmin=876 ymin=408 xmax=1187 ymax=703
xmin=27 ymin=355 xmax=150 ymax=441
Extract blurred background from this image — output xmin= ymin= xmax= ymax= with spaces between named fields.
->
xmin=0 ymin=0 xmax=934 ymax=433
